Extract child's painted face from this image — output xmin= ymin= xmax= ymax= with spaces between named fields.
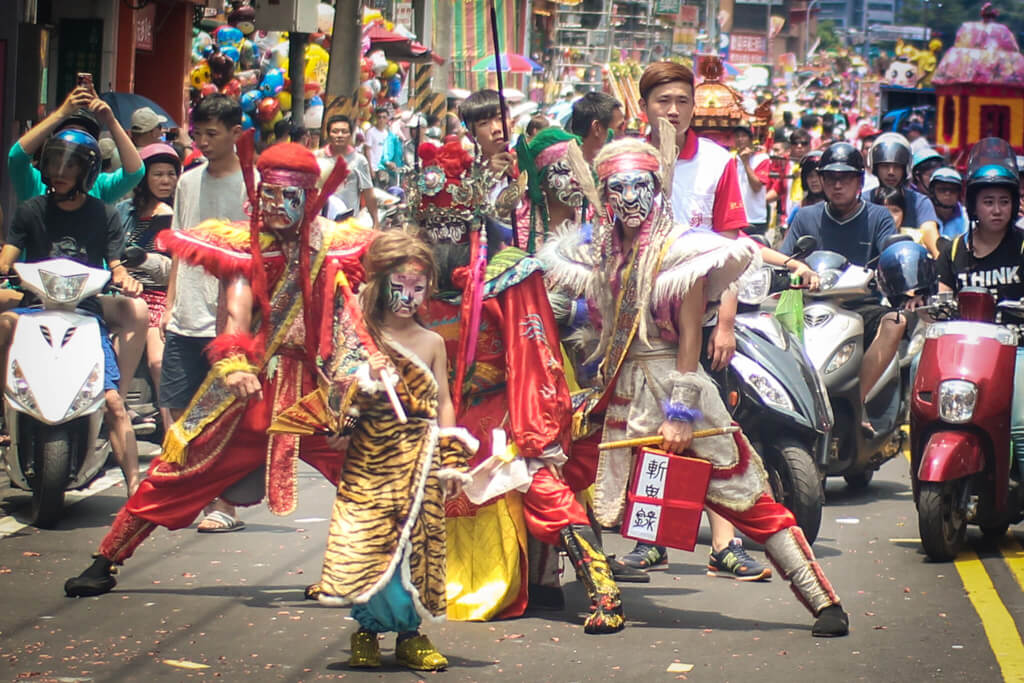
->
xmin=387 ymin=261 xmax=428 ymax=317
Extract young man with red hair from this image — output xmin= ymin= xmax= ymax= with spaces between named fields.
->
xmin=63 ymin=142 xmax=374 ymax=597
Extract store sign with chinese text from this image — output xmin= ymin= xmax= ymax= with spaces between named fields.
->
xmin=730 ymin=33 xmax=766 ymax=65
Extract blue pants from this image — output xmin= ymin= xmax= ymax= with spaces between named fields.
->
xmin=350 ymin=569 xmax=422 ymax=634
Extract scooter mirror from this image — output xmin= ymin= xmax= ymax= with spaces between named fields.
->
xmin=122 ymin=245 xmax=147 ymax=269
xmin=794 ymin=235 xmax=818 ymax=259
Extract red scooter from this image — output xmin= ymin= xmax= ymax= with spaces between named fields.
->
xmin=909 ymin=288 xmax=1024 ymax=561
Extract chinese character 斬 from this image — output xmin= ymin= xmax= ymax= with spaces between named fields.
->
xmin=645 ymin=459 xmax=668 ymax=481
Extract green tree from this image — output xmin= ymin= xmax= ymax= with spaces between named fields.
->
xmin=817 ymin=19 xmax=840 ymax=51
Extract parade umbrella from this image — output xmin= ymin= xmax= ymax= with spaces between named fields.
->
xmin=365 ymin=24 xmax=443 ymax=64
xmin=472 ymin=53 xmax=543 ymax=73
xmin=98 ymin=92 xmax=179 ymax=131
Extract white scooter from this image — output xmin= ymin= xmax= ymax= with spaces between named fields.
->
xmin=2 ymin=259 xmax=112 ymax=528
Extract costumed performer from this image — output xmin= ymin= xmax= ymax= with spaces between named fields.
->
xmin=63 ymin=141 xmax=374 ymax=597
xmin=408 ymin=123 xmax=625 ymax=633
xmin=541 ymin=137 xmax=850 ymax=637
xmin=317 ymin=231 xmax=476 ymax=671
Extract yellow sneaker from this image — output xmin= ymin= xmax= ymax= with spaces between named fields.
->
xmin=348 ymin=630 xmax=381 ymax=668
xmin=395 ymin=633 xmax=448 ymax=671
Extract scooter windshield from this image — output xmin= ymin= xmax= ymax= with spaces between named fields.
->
xmin=805 ymin=251 xmax=848 ymax=274
xmin=966 ymin=137 xmax=1018 ymax=179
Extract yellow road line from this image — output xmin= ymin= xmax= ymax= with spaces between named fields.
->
xmin=1000 ymin=536 xmax=1024 ymax=593
xmin=954 ymin=548 xmax=1024 ymax=681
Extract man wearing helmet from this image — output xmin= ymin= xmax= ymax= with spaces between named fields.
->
xmin=0 ymin=129 xmax=145 ymax=495
xmin=781 ymin=142 xmax=906 ymax=412
xmin=863 ymin=133 xmax=941 ymax=256
xmin=927 ymin=167 xmax=968 ymax=246
xmin=935 ymin=140 xmax=1024 ymax=475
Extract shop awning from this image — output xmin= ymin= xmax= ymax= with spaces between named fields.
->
xmin=366 ymin=25 xmax=444 ymax=65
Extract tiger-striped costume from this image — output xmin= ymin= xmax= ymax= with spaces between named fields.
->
xmin=319 ymin=338 xmax=476 ymax=623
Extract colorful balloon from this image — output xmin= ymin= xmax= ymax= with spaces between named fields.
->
xmin=241 ymin=112 xmax=254 ymax=130
xmin=190 ymin=62 xmax=211 ymax=89
xmin=215 ymin=26 xmax=244 ymax=49
xmin=388 ymin=75 xmax=402 ymax=97
xmin=382 ymin=61 xmax=399 ymax=79
xmin=200 ymin=82 xmax=219 ymax=98
xmin=240 ymin=89 xmax=262 ymax=113
xmin=277 ymin=90 xmax=292 ymax=111
xmin=260 ymin=69 xmax=285 ymax=97
xmin=222 ymin=78 xmax=242 ymax=98
xmin=257 ymin=96 xmax=281 ymax=123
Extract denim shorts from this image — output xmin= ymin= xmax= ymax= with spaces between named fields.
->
xmin=160 ymin=332 xmax=213 ymax=410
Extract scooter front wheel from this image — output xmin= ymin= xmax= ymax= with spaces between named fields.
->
xmin=29 ymin=423 xmax=72 ymax=529
xmin=766 ymin=441 xmax=824 ymax=544
xmin=918 ymin=479 xmax=968 ymax=562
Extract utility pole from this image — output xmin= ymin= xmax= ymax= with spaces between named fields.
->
xmin=707 ymin=0 xmax=721 ymax=55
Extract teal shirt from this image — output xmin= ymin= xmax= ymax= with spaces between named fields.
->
xmin=7 ymin=141 xmax=145 ymax=204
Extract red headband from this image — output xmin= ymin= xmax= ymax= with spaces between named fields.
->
xmin=596 ymin=153 xmax=661 ymax=181
xmin=259 ymin=167 xmax=319 ymax=189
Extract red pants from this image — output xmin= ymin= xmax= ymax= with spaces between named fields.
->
xmin=522 ymin=466 xmax=590 ymax=546
xmin=705 ymin=493 xmax=796 ymax=544
xmin=99 ymin=427 xmax=342 ymax=563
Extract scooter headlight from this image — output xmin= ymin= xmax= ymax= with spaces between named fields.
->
xmin=819 ymin=268 xmax=843 ymax=289
xmin=824 ymin=340 xmax=856 ymax=374
xmin=7 ymin=360 xmax=38 ymax=412
xmin=39 ymin=269 xmax=89 ymax=304
xmin=737 ymin=267 xmax=772 ymax=305
xmin=731 ymin=353 xmax=794 ymax=412
xmin=938 ymin=379 xmax=977 ymax=424
xmin=64 ymin=362 xmax=105 ymax=419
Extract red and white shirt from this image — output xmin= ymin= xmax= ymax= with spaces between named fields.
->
xmin=666 ymin=129 xmax=748 ymax=233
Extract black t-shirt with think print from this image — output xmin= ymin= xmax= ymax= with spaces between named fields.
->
xmin=936 ymin=227 xmax=1024 ymax=301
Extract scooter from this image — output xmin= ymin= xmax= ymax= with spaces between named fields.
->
xmin=909 ymin=288 xmax=1024 ymax=561
xmin=1 ymin=259 xmax=113 ymax=528
xmin=802 ymin=251 xmax=908 ymax=489
xmin=722 ymin=255 xmax=831 ymax=543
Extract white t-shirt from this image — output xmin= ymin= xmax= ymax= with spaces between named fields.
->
xmin=736 ymin=151 xmax=769 ymax=224
xmin=316 ymin=147 xmax=372 ymax=218
xmin=364 ymin=126 xmax=389 ymax=170
xmin=168 ymin=162 xmax=251 ymax=337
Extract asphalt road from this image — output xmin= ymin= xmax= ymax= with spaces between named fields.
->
xmin=1 ymin=450 xmax=1022 ymax=683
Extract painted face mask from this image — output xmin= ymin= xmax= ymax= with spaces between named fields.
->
xmin=605 ymin=170 xmax=656 ymax=228
xmin=543 ymin=160 xmax=584 ymax=208
xmin=387 ymin=262 xmax=428 ymax=317
xmin=260 ymin=183 xmax=306 ymax=233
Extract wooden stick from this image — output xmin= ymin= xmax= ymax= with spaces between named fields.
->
xmin=598 ymin=426 xmax=740 ymax=451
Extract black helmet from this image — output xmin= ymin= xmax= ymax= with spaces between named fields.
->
xmin=964 ymin=137 xmax=1020 ymax=224
xmin=818 ymin=142 xmax=865 ymax=173
xmin=56 ymin=108 xmax=102 ymax=141
xmin=869 ymin=132 xmax=912 ymax=178
xmin=39 ymin=129 xmax=101 ymax=198
xmin=877 ymin=240 xmax=937 ymax=308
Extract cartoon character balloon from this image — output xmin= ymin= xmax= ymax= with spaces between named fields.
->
xmin=885 ymin=60 xmax=920 ymax=88
xmin=190 ymin=62 xmax=212 ymax=89
xmin=260 ymin=69 xmax=286 ymax=97
xmin=228 ymin=4 xmax=257 ymax=35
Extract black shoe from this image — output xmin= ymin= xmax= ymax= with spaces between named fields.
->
xmin=527 ymin=583 xmax=566 ymax=611
xmin=64 ymin=557 xmax=116 ymax=597
xmin=812 ymin=604 xmax=850 ymax=637
xmin=608 ymin=556 xmax=651 ymax=583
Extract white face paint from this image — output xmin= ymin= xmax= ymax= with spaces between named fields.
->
xmin=387 ymin=262 xmax=428 ymax=317
xmin=605 ymin=170 xmax=656 ymax=228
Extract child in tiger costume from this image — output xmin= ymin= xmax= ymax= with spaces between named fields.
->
xmin=317 ymin=231 xmax=476 ymax=671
